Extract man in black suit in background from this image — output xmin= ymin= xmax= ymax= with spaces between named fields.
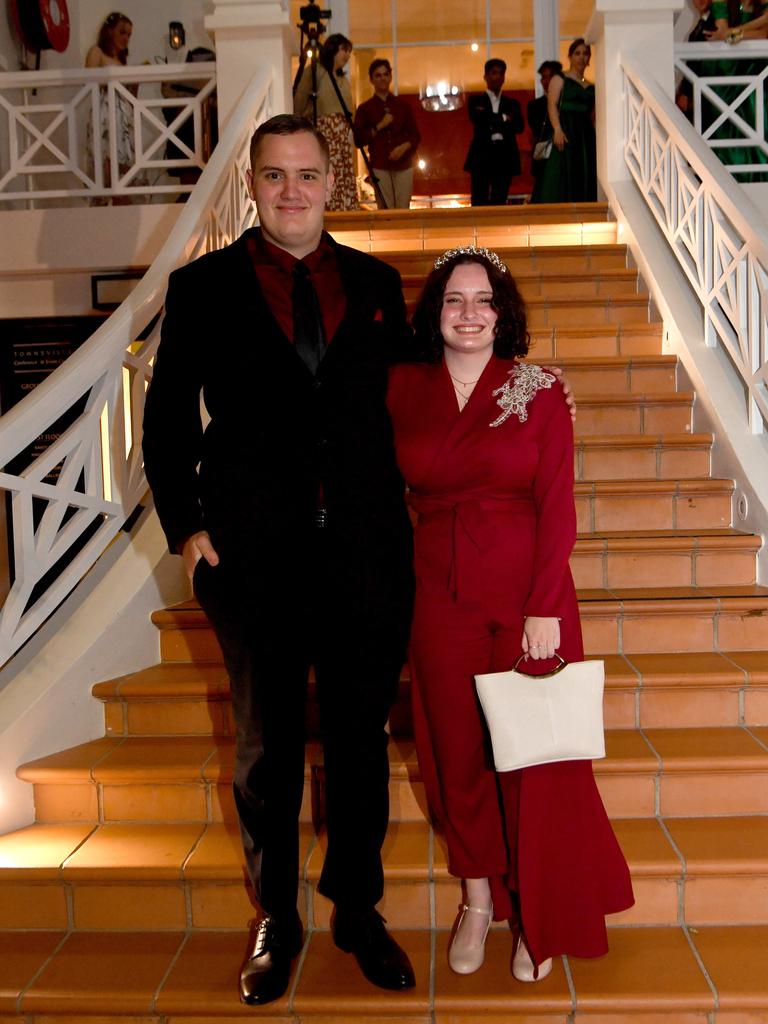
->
xmin=464 ymin=58 xmax=524 ymax=205
xmin=142 ymin=114 xmax=416 ymax=1007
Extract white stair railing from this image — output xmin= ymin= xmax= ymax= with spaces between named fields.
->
xmin=0 ymin=62 xmax=216 ymax=204
xmin=622 ymin=50 xmax=768 ymax=435
xmin=675 ymin=41 xmax=768 ymax=178
xmin=0 ymin=66 xmax=272 ymax=665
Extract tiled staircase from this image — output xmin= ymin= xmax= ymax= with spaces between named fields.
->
xmin=2 ymin=205 xmax=768 ymax=1021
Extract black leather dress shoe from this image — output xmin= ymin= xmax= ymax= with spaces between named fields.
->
xmin=332 ymin=908 xmax=416 ymax=990
xmin=239 ymin=915 xmax=303 ymax=1005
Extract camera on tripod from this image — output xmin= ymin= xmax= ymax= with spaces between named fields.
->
xmin=298 ymin=3 xmax=332 ymax=40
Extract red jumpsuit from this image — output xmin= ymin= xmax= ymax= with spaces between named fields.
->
xmin=387 ymin=356 xmax=634 ymax=966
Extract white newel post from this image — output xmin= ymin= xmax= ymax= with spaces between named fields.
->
xmin=534 ymin=0 xmax=560 ymax=97
xmin=205 ymin=0 xmax=295 ymax=126
xmin=587 ymin=0 xmax=683 ymax=187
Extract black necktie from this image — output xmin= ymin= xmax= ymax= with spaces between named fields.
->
xmin=292 ymin=261 xmax=326 ymax=375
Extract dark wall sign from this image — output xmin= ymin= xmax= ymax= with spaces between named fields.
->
xmin=0 ymin=316 xmax=106 ymax=604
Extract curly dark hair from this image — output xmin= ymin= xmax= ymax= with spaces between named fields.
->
xmin=411 ymin=251 xmax=529 ymax=363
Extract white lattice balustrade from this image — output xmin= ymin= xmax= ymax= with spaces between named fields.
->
xmin=0 ymin=63 xmax=217 ymax=203
xmin=0 ymin=67 xmax=273 ymax=664
xmin=623 ymin=51 xmax=768 ymax=437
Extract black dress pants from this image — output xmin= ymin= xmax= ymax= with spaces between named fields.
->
xmin=193 ymin=525 xmax=412 ymax=922
xmin=470 ymin=151 xmax=514 ymax=206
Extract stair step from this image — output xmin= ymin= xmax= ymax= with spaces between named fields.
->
xmin=576 ymin=479 xmax=730 ymax=533
xmin=554 ymin=353 xmax=678 ymax=392
xmin=2 ymin=923 xmax=767 ymax=1018
xmin=573 ymin=392 xmax=694 ymax=435
xmin=575 ymin=434 xmax=714 ymax=481
xmin=532 ymin=322 xmax=664 ymax=358
xmin=2 ymin=816 xmax=768 ymax=935
xmin=406 ymin=292 xmax=652 ymax=326
xmin=17 ymin=724 xmax=768 ymax=826
xmin=152 ymin=583 xmax=767 ymax=666
xmin=383 ymin=242 xmax=630 ymax=276
xmin=402 ymin=266 xmax=640 ymax=302
xmin=579 ymin=588 xmax=768 ymax=654
xmin=571 ymin=529 xmax=759 ymax=589
xmin=91 ymin=649 xmax=768 ymax=740
xmin=326 ymin=201 xmax=616 ymax=253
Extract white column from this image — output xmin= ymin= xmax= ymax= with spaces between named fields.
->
xmin=587 ymin=0 xmax=683 ymax=186
xmin=534 ymin=0 xmax=560 ymax=96
xmin=328 ymin=0 xmax=349 ymax=39
xmin=205 ymin=0 xmax=296 ymax=125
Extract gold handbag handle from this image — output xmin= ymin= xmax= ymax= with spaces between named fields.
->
xmin=511 ymin=652 xmax=567 ymax=678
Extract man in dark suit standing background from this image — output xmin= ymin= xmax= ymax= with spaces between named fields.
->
xmin=464 ymin=58 xmax=524 ymax=206
xmin=142 ymin=114 xmax=416 ymax=1008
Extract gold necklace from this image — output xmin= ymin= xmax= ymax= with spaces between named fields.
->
xmin=449 ymin=373 xmax=480 ymax=388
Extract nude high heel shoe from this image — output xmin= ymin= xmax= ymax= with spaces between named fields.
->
xmin=512 ymin=934 xmax=552 ymax=983
xmin=448 ymin=904 xmax=493 ymax=974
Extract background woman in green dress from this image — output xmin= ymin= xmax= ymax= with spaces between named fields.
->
xmin=531 ymin=39 xmax=596 ymax=204
xmin=704 ymin=0 xmax=768 ymax=181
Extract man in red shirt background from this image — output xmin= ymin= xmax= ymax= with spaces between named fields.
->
xmin=354 ymin=59 xmax=421 ymax=209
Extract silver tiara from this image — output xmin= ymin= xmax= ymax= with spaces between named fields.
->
xmin=433 ymin=245 xmax=507 ymax=273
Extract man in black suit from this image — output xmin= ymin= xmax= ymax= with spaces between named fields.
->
xmin=142 ymin=114 xmax=416 ymax=1006
xmin=464 ymin=58 xmax=524 ymax=206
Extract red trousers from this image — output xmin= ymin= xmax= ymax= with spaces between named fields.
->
xmin=409 ymin=586 xmax=634 ymax=965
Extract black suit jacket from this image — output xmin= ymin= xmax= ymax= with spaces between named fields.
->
xmin=142 ymin=228 xmax=414 ymax=583
xmin=463 ymin=92 xmax=524 ymax=176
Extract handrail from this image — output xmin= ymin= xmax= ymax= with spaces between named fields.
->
xmin=622 ymin=50 xmax=768 ymax=434
xmin=674 ymin=40 xmax=768 ymax=174
xmin=0 ymin=62 xmax=217 ymax=202
xmin=0 ymin=65 xmax=272 ymax=664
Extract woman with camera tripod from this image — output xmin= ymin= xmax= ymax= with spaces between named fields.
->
xmin=294 ymin=33 xmax=360 ymax=210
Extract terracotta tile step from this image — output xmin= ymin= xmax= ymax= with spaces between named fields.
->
xmin=3 ymin=816 xmax=768 ymax=933
xmin=326 ymin=201 xmax=613 ymax=245
xmin=16 ymin=725 xmax=768 ymax=826
xmin=571 ymin=529 xmax=759 ymax=590
xmin=154 ymin=581 xmax=768 ymax=667
xmin=574 ymin=434 xmax=713 ymax=482
xmin=578 ymin=587 xmax=768 ymax=655
xmin=575 ymin=478 xmax=731 ymax=534
xmin=401 ymin=267 xmax=640 ymax=301
xmin=572 ymin=392 xmax=694 ymax=436
xmin=91 ymin=649 xmax=768 ymax=740
xmin=383 ymin=241 xmax=630 ymax=276
xmin=597 ymin=651 xmax=768 ymax=729
xmin=3 ymin=923 xmax=768 ymax=1018
xmin=386 ymin=728 xmax=768 ymax=819
xmin=94 ymin=665 xmax=234 ymax=738
xmin=552 ymin=353 xmax=678 ymax=392
xmin=406 ymin=292 xmax=651 ymax=327
xmin=531 ymin=321 xmax=664 ymax=359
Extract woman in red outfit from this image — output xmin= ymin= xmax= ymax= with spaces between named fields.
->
xmin=386 ymin=247 xmax=633 ymax=981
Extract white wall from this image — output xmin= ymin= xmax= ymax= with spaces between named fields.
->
xmin=77 ymin=0 xmax=214 ymax=67
xmin=742 ymin=183 xmax=768 ymax=221
xmin=0 ymin=203 xmax=183 ymax=315
xmin=0 ymin=509 xmax=189 ymax=833
xmin=0 ymin=1 xmax=213 ymax=73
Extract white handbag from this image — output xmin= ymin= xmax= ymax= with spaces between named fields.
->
xmin=475 ymin=654 xmax=606 ymax=772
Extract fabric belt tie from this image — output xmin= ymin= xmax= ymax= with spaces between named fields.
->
xmin=408 ymin=496 xmax=533 ymax=601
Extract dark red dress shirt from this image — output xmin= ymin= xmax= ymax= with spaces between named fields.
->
xmin=246 ymin=229 xmax=346 ymax=343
